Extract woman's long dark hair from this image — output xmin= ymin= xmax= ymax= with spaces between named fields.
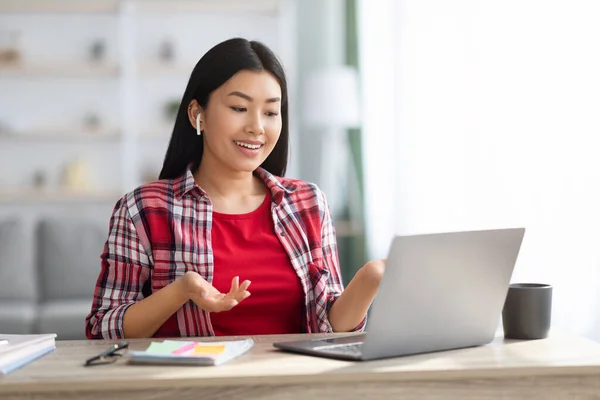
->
xmin=159 ymin=38 xmax=289 ymax=180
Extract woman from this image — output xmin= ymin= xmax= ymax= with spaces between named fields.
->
xmin=85 ymin=38 xmax=384 ymax=339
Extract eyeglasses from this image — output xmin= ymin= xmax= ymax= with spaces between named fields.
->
xmin=84 ymin=342 xmax=129 ymax=366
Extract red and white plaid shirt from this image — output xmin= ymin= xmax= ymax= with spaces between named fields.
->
xmin=85 ymin=167 xmax=365 ymax=339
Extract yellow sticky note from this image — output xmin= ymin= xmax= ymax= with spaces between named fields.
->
xmin=191 ymin=345 xmax=226 ymax=355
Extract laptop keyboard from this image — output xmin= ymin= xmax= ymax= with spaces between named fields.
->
xmin=313 ymin=342 xmax=364 ymax=357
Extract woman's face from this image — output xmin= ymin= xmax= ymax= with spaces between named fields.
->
xmin=196 ymin=70 xmax=283 ymax=174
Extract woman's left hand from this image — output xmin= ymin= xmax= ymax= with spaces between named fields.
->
xmin=327 ymin=258 xmax=386 ymax=332
xmin=357 ymin=258 xmax=386 ymax=288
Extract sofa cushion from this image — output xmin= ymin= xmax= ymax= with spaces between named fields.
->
xmin=36 ymin=300 xmax=92 ymax=340
xmin=0 ymin=219 xmax=37 ymax=301
xmin=0 ymin=302 xmax=36 ymax=334
xmin=37 ymin=219 xmax=105 ymax=301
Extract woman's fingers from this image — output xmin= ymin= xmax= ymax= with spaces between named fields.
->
xmin=230 ymin=276 xmax=239 ymax=293
xmin=234 ymin=279 xmax=251 ymax=301
xmin=223 ymin=299 xmax=239 ymax=311
xmin=238 ymin=280 xmax=251 ymax=301
xmin=213 ymin=297 xmax=239 ymax=313
xmin=189 ymin=275 xmax=252 ymax=313
xmin=197 ymin=276 xmax=251 ymax=313
xmin=239 ymin=279 xmax=251 ymax=291
xmin=228 ymin=276 xmax=251 ymax=298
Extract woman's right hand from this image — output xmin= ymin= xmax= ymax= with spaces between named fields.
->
xmin=181 ymin=271 xmax=251 ymax=313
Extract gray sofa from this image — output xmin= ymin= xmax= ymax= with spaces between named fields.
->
xmin=0 ymin=218 xmax=106 ymax=340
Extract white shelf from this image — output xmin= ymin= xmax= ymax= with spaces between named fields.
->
xmin=132 ymin=0 xmax=280 ymax=14
xmin=0 ymin=130 xmax=121 ymax=141
xmin=0 ymin=0 xmax=280 ymax=14
xmin=0 ymin=62 xmax=195 ymax=78
xmin=0 ymin=188 xmax=121 ymax=204
xmin=137 ymin=63 xmax=193 ymax=77
xmin=139 ymin=131 xmax=171 ymax=140
xmin=0 ymin=62 xmax=119 ymax=78
xmin=0 ymin=0 xmax=119 ymax=13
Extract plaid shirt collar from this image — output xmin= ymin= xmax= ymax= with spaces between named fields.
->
xmin=173 ymin=166 xmax=297 ymax=203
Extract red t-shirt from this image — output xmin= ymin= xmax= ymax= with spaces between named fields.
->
xmin=153 ymin=190 xmax=305 ymax=337
xmin=210 ymin=190 xmax=305 ymax=335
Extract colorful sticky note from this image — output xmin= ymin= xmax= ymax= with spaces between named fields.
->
xmin=171 ymin=342 xmax=197 ymax=355
xmin=191 ymin=345 xmax=226 ymax=355
xmin=145 ymin=341 xmax=194 ymax=355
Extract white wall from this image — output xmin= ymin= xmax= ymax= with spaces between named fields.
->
xmin=361 ymin=0 xmax=600 ymax=340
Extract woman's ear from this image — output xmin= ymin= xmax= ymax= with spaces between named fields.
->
xmin=187 ymin=100 xmax=203 ymax=134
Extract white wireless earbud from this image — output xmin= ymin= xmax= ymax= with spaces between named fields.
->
xmin=196 ymin=113 xmax=202 ymax=136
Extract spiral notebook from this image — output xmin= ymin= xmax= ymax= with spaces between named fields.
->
xmin=127 ymin=339 xmax=254 ymax=366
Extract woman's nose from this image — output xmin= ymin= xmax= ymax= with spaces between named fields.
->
xmin=245 ymin=113 xmax=265 ymax=135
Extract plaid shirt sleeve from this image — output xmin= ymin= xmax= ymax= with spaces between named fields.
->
xmin=85 ymin=196 xmax=151 ymax=339
xmin=318 ymin=188 xmax=367 ymax=332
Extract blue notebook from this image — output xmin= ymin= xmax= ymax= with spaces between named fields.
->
xmin=0 ymin=333 xmax=57 ymax=375
xmin=1 ymin=346 xmax=55 ymax=375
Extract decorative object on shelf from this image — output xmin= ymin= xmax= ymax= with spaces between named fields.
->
xmin=32 ymin=170 xmax=47 ymax=189
xmin=61 ymin=159 xmax=92 ymax=191
xmin=158 ymin=39 xmax=175 ymax=62
xmin=83 ymin=113 xmax=101 ymax=131
xmin=163 ymin=99 xmax=180 ymax=121
xmin=0 ymin=30 xmax=22 ymax=66
xmin=89 ymin=39 xmax=106 ymax=62
xmin=0 ymin=120 xmax=12 ymax=135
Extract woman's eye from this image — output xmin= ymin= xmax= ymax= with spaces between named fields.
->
xmin=230 ymin=107 xmax=247 ymax=112
xmin=266 ymin=111 xmax=279 ymax=117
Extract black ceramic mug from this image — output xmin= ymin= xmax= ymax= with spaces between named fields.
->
xmin=502 ymin=283 xmax=552 ymax=340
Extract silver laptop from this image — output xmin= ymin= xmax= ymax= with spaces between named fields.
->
xmin=273 ymin=227 xmax=525 ymax=361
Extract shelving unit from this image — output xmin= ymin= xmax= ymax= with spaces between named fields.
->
xmin=133 ymin=0 xmax=280 ymax=14
xmin=136 ymin=63 xmax=193 ymax=78
xmin=0 ymin=62 xmax=120 ymax=77
xmin=0 ymin=0 xmax=281 ymax=14
xmin=0 ymin=130 xmax=121 ymax=141
xmin=0 ymin=1 xmax=119 ymax=13
xmin=0 ymin=0 xmax=297 ymax=205
xmin=0 ymin=188 xmax=121 ymax=204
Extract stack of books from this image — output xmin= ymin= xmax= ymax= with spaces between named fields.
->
xmin=0 ymin=333 xmax=57 ymax=375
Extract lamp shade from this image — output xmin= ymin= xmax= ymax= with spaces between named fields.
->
xmin=302 ymin=66 xmax=361 ymax=129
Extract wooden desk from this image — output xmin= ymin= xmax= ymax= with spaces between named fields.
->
xmin=1 ymin=332 xmax=600 ymax=399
